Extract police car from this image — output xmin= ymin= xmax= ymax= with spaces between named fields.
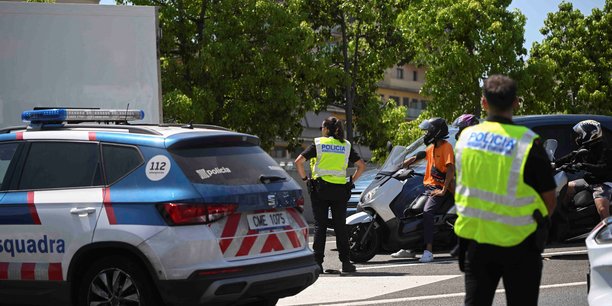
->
xmin=0 ymin=108 xmax=318 ymax=305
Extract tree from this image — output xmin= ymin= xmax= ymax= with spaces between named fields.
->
xmin=526 ymin=1 xmax=611 ymax=115
xmin=297 ymin=0 xmax=412 ymax=151
xmin=118 ymin=0 xmax=326 ymax=149
xmin=398 ymin=0 xmax=527 ymax=120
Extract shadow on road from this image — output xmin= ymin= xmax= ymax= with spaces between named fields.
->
xmin=545 ymin=253 xmax=588 ymax=261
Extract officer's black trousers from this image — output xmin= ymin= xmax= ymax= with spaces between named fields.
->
xmin=310 ymin=180 xmax=351 ymax=264
xmin=463 ymin=235 xmax=542 ymax=306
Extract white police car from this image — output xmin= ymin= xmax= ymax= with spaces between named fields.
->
xmin=586 ymin=216 xmax=612 ymax=305
xmin=0 ymin=108 xmax=318 ymax=305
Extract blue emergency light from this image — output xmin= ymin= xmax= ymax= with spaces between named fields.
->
xmin=22 ymin=108 xmax=145 ymax=124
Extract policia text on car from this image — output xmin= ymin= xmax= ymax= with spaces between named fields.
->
xmin=295 ymin=116 xmax=366 ymax=274
xmin=454 ymin=75 xmax=557 ymax=306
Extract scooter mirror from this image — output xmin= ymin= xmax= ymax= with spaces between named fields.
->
xmin=543 ymin=139 xmax=558 ymax=161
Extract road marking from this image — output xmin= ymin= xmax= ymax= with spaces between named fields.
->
xmin=351 ymin=249 xmax=587 ymax=271
xmin=357 ymin=260 xmax=456 ymax=270
xmin=308 ymin=240 xmax=337 ymax=246
xmin=277 ymin=275 xmax=461 ymax=306
xmin=324 ymin=281 xmax=587 ymax=306
xmin=542 ymin=249 xmax=587 ymax=257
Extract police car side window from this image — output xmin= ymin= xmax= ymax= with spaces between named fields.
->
xmin=18 ymin=142 xmax=102 ymax=190
xmin=0 ymin=142 xmax=20 ymax=190
xmin=102 ymin=144 xmax=144 ymax=185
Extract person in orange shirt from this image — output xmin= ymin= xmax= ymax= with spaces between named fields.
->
xmin=391 ymin=117 xmax=455 ymax=262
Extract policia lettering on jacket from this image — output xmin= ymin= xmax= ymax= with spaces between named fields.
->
xmin=454 ymin=75 xmax=557 ymax=306
xmin=295 ymin=116 xmax=366 ymax=274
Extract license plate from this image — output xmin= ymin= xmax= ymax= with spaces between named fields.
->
xmin=247 ymin=211 xmax=289 ymax=230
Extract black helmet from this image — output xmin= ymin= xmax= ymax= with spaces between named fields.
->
xmin=573 ymin=120 xmax=602 ymax=147
xmin=419 ymin=117 xmax=449 ymax=145
xmin=452 ymin=114 xmax=479 ymax=140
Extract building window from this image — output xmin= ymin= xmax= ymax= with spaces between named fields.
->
xmin=389 ymin=96 xmax=400 ymax=105
xmin=411 ymin=98 xmax=419 ymax=109
xmin=421 ymin=100 xmax=428 ymax=110
xmin=396 ymin=68 xmax=404 ymax=79
xmin=402 ymin=97 xmax=410 ymax=107
xmin=413 ymin=70 xmax=418 ymax=81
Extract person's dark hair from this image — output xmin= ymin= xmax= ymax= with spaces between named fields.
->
xmin=323 ymin=116 xmax=345 ymax=142
xmin=483 ymin=75 xmax=517 ymax=111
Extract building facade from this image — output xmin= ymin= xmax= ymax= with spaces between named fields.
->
xmin=271 ymin=64 xmax=428 ymax=163
xmin=377 ymin=63 xmax=429 ymax=120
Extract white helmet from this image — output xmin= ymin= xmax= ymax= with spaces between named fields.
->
xmin=573 ymin=120 xmax=602 ymax=147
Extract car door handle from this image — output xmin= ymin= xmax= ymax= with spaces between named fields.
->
xmin=70 ymin=207 xmax=97 ymax=217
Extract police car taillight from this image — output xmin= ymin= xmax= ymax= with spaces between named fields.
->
xmin=21 ymin=108 xmax=145 ymax=123
xmin=158 ymin=203 xmax=238 ymax=225
xmin=296 ymin=196 xmax=305 ymax=213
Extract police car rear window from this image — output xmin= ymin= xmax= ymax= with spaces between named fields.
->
xmin=102 ymin=144 xmax=144 ymax=185
xmin=170 ymin=145 xmax=286 ymax=185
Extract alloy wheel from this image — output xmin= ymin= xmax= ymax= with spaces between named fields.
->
xmin=87 ymin=268 xmax=141 ymax=306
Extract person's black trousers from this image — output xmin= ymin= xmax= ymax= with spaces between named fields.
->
xmin=310 ymin=180 xmax=351 ymax=264
xmin=463 ymin=235 xmax=542 ymax=306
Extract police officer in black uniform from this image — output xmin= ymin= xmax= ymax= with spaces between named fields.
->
xmin=295 ymin=116 xmax=366 ymax=274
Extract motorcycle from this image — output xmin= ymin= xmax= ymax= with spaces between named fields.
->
xmin=346 ymin=145 xmax=457 ymax=263
xmin=346 ymin=140 xmax=599 ymax=263
xmin=544 ymin=139 xmax=599 ymax=242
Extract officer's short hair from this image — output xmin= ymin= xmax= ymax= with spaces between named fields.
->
xmin=483 ymin=75 xmax=517 ymax=111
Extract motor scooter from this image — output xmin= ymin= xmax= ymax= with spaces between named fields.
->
xmin=345 ymin=145 xmax=457 ymax=263
xmin=544 ymin=140 xmax=599 ymax=242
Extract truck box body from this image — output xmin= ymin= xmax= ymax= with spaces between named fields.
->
xmin=0 ymin=2 xmax=161 ymax=127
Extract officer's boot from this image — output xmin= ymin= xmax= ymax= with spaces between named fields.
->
xmin=316 ymin=262 xmax=323 ymax=274
xmin=341 ymin=261 xmax=356 ymax=273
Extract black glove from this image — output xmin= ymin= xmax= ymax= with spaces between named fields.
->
xmin=532 ymin=210 xmax=551 ymax=253
xmin=306 ymin=178 xmax=314 ymax=193
xmin=346 ymin=176 xmax=355 ymax=192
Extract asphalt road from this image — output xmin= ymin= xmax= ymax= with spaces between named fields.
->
xmin=279 ymin=239 xmax=590 ymax=306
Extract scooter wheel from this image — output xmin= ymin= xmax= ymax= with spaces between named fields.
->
xmin=348 ymin=223 xmax=380 ymax=263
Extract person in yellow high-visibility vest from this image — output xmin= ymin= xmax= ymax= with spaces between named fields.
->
xmin=295 ymin=116 xmax=366 ymax=274
xmin=454 ymin=75 xmax=557 ymax=306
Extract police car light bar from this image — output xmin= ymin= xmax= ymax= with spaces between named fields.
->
xmin=22 ymin=108 xmax=145 ymax=123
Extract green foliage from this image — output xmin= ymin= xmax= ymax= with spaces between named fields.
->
xmin=119 ymin=0 xmax=325 ymax=149
xmin=371 ymin=110 xmax=431 ymax=163
xmin=526 ymin=1 xmax=612 ymax=115
xmin=297 ymin=0 xmax=412 ymax=151
xmin=399 ymin=0 xmax=527 ymax=120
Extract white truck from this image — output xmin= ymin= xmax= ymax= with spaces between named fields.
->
xmin=0 ymin=2 xmax=162 ymax=127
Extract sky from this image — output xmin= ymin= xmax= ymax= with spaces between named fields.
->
xmin=100 ymin=0 xmax=606 ymax=54
xmin=508 ymin=0 xmax=605 ymax=53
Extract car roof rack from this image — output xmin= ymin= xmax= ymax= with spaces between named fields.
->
xmin=144 ymin=123 xmax=231 ymax=131
xmin=0 ymin=124 xmax=163 ymax=136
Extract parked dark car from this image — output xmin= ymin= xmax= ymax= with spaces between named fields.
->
xmin=357 ymin=114 xmax=612 ymax=246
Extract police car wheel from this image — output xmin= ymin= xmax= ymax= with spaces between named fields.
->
xmin=77 ymin=255 xmax=160 ymax=306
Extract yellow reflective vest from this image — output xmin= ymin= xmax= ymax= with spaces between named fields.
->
xmin=312 ymin=137 xmax=351 ymax=184
xmin=454 ymin=121 xmax=548 ymax=247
